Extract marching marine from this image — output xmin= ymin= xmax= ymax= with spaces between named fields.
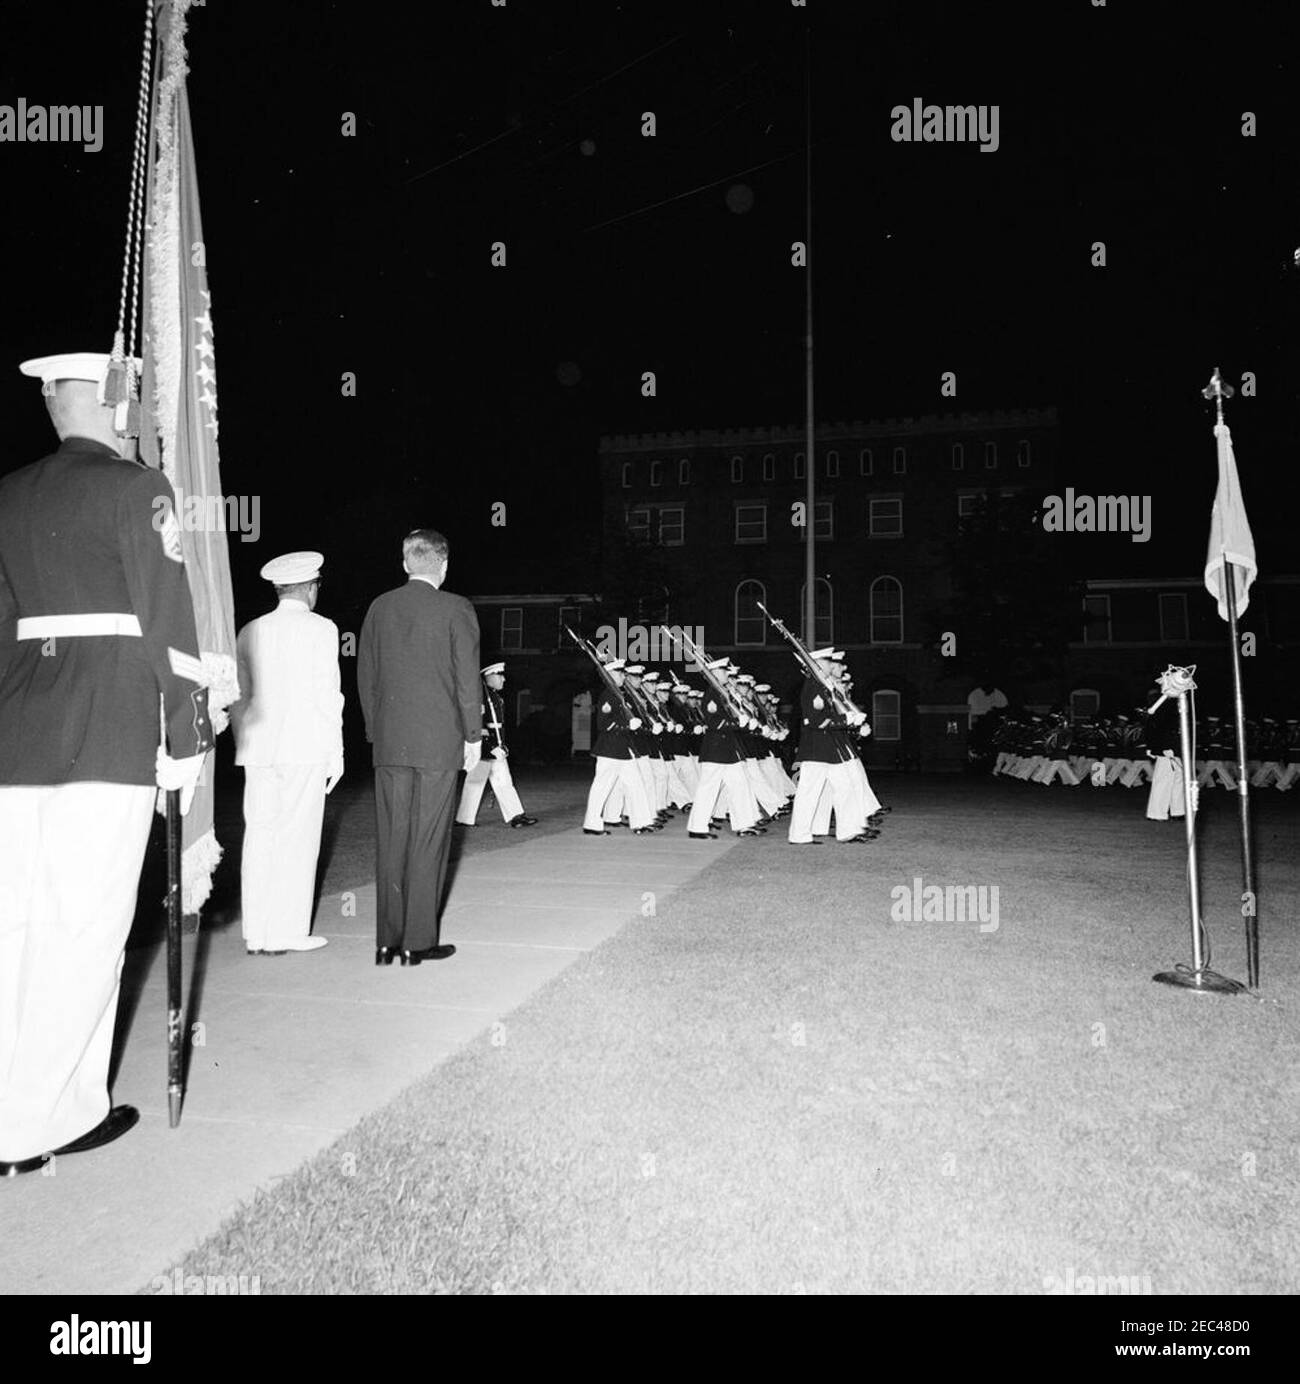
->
xmin=456 ymin=662 xmax=538 ymax=828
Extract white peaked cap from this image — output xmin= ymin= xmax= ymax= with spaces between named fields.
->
xmin=19 ymin=351 xmax=140 ymax=386
xmin=624 ymin=664 xmax=645 ymax=674
xmin=706 ymin=656 xmax=729 ymax=670
xmin=809 ymin=646 xmax=836 ymax=659
xmin=605 ymin=657 xmax=626 ymax=671
xmin=260 ymin=551 xmax=324 ymax=584
xmin=481 ymin=662 xmax=505 ymax=676
xmin=756 ymin=683 xmax=771 ymax=691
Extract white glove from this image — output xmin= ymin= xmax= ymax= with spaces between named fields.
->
xmin=491 ymin=745 xmax=508 ymax=759
xmin=693 ymin=724 xmax=705 ymax=735
xmin=325 ymin=757 xmax=344 ymax=795
xmin=463 ymin=739 xmax=482 ymax=772
xmin=651 ymin=723 xmax=663 ymax=735
xmin=848 ymin=711 xmax=866 ymax=727
xmin=858 ymin=723 xmax=872 ymax=738
xmin=629 ymin=717 xmax=642 ymax=730
xmin=155 ymin=748 xmax=204 ymax=816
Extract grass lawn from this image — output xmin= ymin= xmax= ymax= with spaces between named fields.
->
xmin=154 ymin=773 xmax=1299 ymax=1294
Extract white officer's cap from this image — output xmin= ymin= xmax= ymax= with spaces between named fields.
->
xmin=481 ymin=662 xmax=506 ymax=676
xmin=19 ymin=351 xmax=141 ymax=400
xmin=605 ymin=657 xmax=626 ymax=671
xmin=260 ymin=550 xmax=324 ymax=584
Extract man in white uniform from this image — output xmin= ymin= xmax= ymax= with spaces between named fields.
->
xmin=231 ymin=551 xmax=343 ymax=954
xmin=456 ymin=662 xmax=537 ymax=827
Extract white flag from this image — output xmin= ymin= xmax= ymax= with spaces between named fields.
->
xmin=1204 ymin=422 xmax=1257 ymax=622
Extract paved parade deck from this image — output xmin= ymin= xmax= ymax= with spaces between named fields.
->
xmin=3 ymin=775 xmax=733 ymax=1295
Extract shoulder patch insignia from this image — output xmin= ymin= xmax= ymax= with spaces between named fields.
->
xmin=160 ymin=505 xmax=184 ymax=564
xmin=813 ymin=695 xmax=825 ymax=709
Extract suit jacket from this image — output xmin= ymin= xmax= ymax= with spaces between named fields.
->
xmin=798 ymin=678 xmax=855 ymax=764
xmin=0 ymin=436 xmax=212 ymax=785
xmin=357 ymin=578 xmax=481 ymax=769
xmin=231 ymin=600 xmax=344 ymax=767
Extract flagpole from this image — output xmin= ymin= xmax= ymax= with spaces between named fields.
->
xmin=802 ymin=26 xmax=816 ymax=649
xmin=1204 ymin=369 xmax=1259 ymax=989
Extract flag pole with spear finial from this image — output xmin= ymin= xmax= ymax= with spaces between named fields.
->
xmin=1202 ymin=367 xmax=1260 ymax=991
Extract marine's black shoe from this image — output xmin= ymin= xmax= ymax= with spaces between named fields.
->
xmin=2 ymin=1105 xmax=140 ymax=1177
xmin=583 ymin=828 xmax=610 ymax=836
xmin=508 ymin=814 xmax=538 ymax=827
xmin=688 ymin=830 xmax=719 ymax=840
xmin=402 ymin=944 xmax=456 ymax=965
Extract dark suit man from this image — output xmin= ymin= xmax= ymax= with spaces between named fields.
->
xmin=357 ymin=529 xmax=481 ymax=965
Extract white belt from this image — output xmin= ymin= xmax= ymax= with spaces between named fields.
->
xmin=16 ymin=613 xmax=143 ymax=639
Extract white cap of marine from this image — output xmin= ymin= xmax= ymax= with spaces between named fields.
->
xmin=19 ymin=351 xmax=142 ymax=400
xmin=260 ymin=551 xmax=323 ymax=584
xmin=481 ymin=662 xmax=506 ymax=676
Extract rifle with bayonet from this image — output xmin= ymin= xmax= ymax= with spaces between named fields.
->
xmin=565 ymin=627 xmax=638 ymax=726
xmin=755 ymin=601 xmax=868 ymax=727
xmin=666 ymin=627 xmax=756 ymax=728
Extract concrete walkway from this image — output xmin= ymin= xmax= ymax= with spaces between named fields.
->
xmin=1 ymin=820 xmax=738 ymax=1295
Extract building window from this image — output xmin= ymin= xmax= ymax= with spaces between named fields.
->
xmin=621 ymin=462 xmax=633 ymax=488
xmin=793 ymin=452 xmax=806 ymax=480
xmin=1159 ymin=592 xmax=1189 ymax=642
xmin=870 ymin=497 xmax=903 ymax=537
xmin=1070 ymin=688 xmax=1100 ymax=722
xmin=501 ymin=607 xmax=523 ymax=651
xmin=799 ymin=577 xmax=834 ymax=648
xmin=558 ymin=605 xmax=579 ymax=648
xmin=826 ymin=449 xmax=840 ymax=478
xmin=892 ymin=446 xmax=906 ymax=475
xmin=658 ymin=506 xmax=685 ymax=546
xmin=731 ymin=455 xmax=744 ymax=483
xmin=1083 ymin=594 xmax=1111 ymax=645
xmin=870 ymin=576 xmax=903 ymax=643
xmin=984 ymin=441 xmax=998 ymax=469
xmin=814 ymin=499 xmax=833 ymax=540
xmin=1017 ymin=439 xmax=1031 ymax=468
xmin=679 ymin=457 xmax=691 ymax=485
xmin=957 ymin=494 xmax=979 ymax=518
xmin=860 ymin=448 xmax=873 ymax=476
xmin=951 ymin=443 xmax=965 ymax=471
xmin=734 ymin=579 xmax=767 ymax=646
xmin=735 ymin=502 xmax=767 ymax=543
xmin=515 ymin=689 xmax=533 ymax=724
xmin=626 ymin=507 xmax=650 ymax=542
xmin=872 ymin=689 xmax=901 ymax=740
xmin=649 ymin=459 xmax=663 ymax=487
xmin=762 ymin=453 xmax=775 ymax=481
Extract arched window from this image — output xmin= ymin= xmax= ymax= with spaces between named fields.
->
xmin=621 ymin=462 xmax=633 ymax=488
xmin=951 ymin=443 xmax=965 ymax=471
xmin=984 ymin=441 xmax=998 ymax=469
xmin=798 ymin=577 xmax=833 ymax=647
xmin=1016 ymin=439 xmax=1031 ymax=468
xmin=731 ymin=455 xmax=744 ymax=483
xmin=679 ymin=457 xmax=691 ymax=485
xmin=872 ymin=689 xmax=901 ymax=740
xmin=793 ymin=451 xmax=806 ymax=480
xmin=860 ymin=448 xmax=873 ymax=476
xmin=826 ymin=449 xmax=840 ymax=478
xmin=762 ymin=453 xmax=775 ymax=481
xmin=869 ymin=576 xmax=903 ymax=644
xmin=892 ymin=446 xmax=907 ymax=474
xmin=649 ymin=459 xmax=663 ymax=487
xmin=734 ymin=580 xmax=767 ymax=645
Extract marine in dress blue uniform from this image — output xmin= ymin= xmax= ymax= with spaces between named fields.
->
xmin=0 ymin=352 xmax=211 ymax=1173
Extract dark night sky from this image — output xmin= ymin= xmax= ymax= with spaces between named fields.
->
xmin=3 ymin=0 xmax=1299 ymax=623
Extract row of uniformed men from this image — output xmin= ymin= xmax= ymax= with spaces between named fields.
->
xmin=582 ymin=648 xmax=888 ymax=844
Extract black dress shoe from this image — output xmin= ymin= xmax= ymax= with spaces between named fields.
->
xmin=2 ymin=1104 xmax=143 ymax=1176
xmin=401 ymin=944 xmax=456 ymax=966
xmin=632 ymin=826 xmax=658 ymax=835
xmin=508 ymin=814 xmax=538 ymax=827
xmin=688 ymin=830 xmax=719 ymax=840
xmin=583 ymin=828 xmax=610 ymax=836
xmin=735 ymin=828 xmax=765 ymax=837
xmin=375 ymin=946 xmax=399 ymax=966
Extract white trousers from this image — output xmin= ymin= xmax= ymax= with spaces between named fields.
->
xmin=791 ymin=760 xmax=860 ymax=841
xmin=760 ymin=753 xmax=796 ymax=797
xmin=585 ymin=756 xmax=654 ymax=830
xmin=0 ymin=782 xmax=155 ymax=1161
xmin=687 ymin=760 xmax=759 ymax=833
xmin=241 ymin=765 xmax=328 ymax=949
xmin=1146 ymin=755 xmax=1186 ymax=820
xmin=744 ymin=757 xmax=787 ymax=815
xmin=456 ymin=754 xmax=525 ymax=824
xmin=670 ymin=755 xmax=698 ymax=804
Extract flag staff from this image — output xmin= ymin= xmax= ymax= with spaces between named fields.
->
xmin=1203 ymin=368 xmax=1259 ymax=989
xmin=802 ymin=26 xmax=816 ymax=648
